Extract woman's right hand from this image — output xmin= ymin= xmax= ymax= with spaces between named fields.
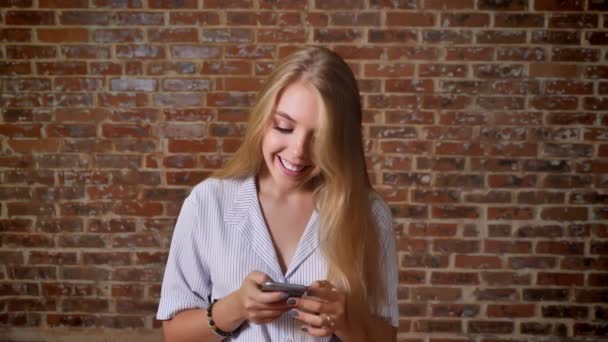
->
xmin=235 ymin=271 xmax=291 ymax=324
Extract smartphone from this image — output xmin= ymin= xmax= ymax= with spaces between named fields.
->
xmin=261 ymin=281 xmax=308 ymax=297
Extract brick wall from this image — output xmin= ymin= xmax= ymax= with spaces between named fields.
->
xmin=1 ymin=0 xmax=607 ymax=341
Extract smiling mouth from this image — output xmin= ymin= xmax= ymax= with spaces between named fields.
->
xmin=278 ymin=156 xmax=308 ymax=173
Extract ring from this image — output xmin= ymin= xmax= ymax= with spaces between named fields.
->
xmin=319 ymin=280 xmax=334 ymax=289
xmin=323 ymin=314 xmax=335 ymax=329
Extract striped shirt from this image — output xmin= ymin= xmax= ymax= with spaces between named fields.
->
xmin=157 ymin=176 xmax=398 ymax=341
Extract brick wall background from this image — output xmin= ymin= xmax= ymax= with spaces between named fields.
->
xmin=1 ymin=0 xmax=608 ymax=341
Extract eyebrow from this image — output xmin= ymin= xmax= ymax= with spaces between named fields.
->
xmin=275 ymin=111 xmax=295 ymax=122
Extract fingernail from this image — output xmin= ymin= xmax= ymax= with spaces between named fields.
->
xmin=281 ymin=292 xmax=290 ymax=299
xmin=288 ymin=310 xmax=298 ymax=317
xmin=286 ymin=298 xmax=296 ymax=305
xmin=301 ymin=326 xmax=308 ymax=332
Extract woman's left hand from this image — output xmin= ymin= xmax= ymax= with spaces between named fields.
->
xmin=287 ymin=280 xmax=347 ymax=337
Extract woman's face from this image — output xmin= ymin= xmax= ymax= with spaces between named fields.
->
xmin=260 ymin=81 xmax=320 ymax=192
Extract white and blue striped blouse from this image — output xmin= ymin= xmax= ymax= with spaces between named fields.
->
xmin=157 ymin=176 xmax=398 ymax=341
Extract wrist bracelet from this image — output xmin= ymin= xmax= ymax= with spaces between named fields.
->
xmin=206 ymin=298 xmax=234 ymax=337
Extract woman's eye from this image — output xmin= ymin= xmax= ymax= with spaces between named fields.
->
xmin=273 ymin=126 xmax=293 ymax=133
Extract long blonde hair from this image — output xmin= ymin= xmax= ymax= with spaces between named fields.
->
xmin=214 ymin=47 xmax=386 ymax=338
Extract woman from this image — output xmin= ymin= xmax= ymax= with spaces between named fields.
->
xmin=157 ymin=47 xmax=398 ymax=341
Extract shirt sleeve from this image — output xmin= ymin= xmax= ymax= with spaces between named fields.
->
xmin=157 ymin=192 xmax=212 ymax=320
xmin=371 ymin=195 xmax=400 ymax=328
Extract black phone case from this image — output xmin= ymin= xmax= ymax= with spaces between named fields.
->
xmin=261 ymin=282 xmax=307 ymax=297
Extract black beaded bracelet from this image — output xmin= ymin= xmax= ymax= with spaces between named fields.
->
xmin=206 ymin=298 xmax=234 ymax=337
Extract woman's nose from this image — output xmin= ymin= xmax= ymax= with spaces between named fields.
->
xmin=291 ymin=135 xmax=309 ymax=159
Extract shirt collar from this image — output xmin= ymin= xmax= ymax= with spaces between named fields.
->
xmin=224 ymin=176 xmax=320 ymax=280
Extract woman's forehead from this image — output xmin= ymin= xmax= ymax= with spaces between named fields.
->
xmin=274 ymin=82 xmax=321 ymax=129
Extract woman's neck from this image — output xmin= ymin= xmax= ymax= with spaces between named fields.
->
xmin=256 ymin=172 xmax=316 ymax=202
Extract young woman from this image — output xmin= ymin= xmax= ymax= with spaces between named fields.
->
xmin=157 ymin=47 xmax=398 ymax=341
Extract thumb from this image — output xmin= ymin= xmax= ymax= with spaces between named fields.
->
xmin=248 ymin=271 xmax=272 ymax=285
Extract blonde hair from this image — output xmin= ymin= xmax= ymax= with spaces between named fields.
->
xmin=214 ymin=47 xmax=386 ymax=338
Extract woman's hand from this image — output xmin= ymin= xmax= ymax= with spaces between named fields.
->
xmin=235 ymin=271 xmax=292 ymax=324
xmin=287 ymin=280 xmax=347 ymax=337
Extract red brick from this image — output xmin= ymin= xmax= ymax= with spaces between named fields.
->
xmin=497 ymin=47 xmax=546 ymax=61
xmin=494 ymin=13 xmax=544 ymax=27
xmin=6 ymin=10 xmax=54 ymax=25
xmin=0 ymin=219 xmax=33 ymax=233
xmin=46 ymin=314 xmax=95 ymax=327
xmin=487 ymin=207 xmax=535 ymax=220
xmin=466 ymin=191 xmax=512 ymax=204
xmin=0 ymin=61 xmax=31 ymax=75
xmin=169 ymin=11 xmax=219 ymax=25
xmin=445 ymin=47 xmax=494 ymax=61
xmin=413 ymin=288 xmax=462 ymax=302
xmin=37 ymin=218 xmax=83 ymax=233
xmin=482 ymin=272 xmax=531 ymax=286
xmin=5 ymin=46 xmax=56 ymax=59
xmin=313 ymin=28 xmax=360 ymax=43
xmin=88 ymin=62 xmax=120 ymax=75
xmin=550 ymin=14 xmax=598 ymax=28
xmin=535 ymin=0 xmax=584 ymax=11
xmin=94 ymin=29 xmax=143 ymax=43
xmin=532 ymin=30 xmax=581 ymax=45
xmin=160 ymin=109 xmax=211 ymax=123
xmin=422 ymin=30 xmax=472 ymax=44
xmin=553 ymin=48 xmax=600 ymax=62
xmin=575 ymin=289 xmax=608 ymax=303
xmin=256 ymin=0 xmax=306 ymax=9
xmin=538 ymin=272 xmax=584 ymax=286
xmin=387 ymin=46 xmax=440 ymax=60
xmin=537 ymin=241 xmax=585 ymax=254
xmin=424 ymin=0 xmax=473 ymax=9
xmin=520 ymin=322 xmax=552 ymax=334
xmin=420 ymin=64 xmax=467 ymax=78
xmin=37 ymin=62 xmax=86 ymax=75
xmin=485 ymin=240 xmax=532 ymax=254
xmin=474 ymin=64 xmax=525 ymax=78
xmin=258 ymin=28 xmax=306 ymax=43
xmin=441 ymin=13 xmax=489 ymax=27
xmin=113 ymin=202 xmax=162 ymax=216
xmin=60 ymin=202 xmax=111 ymax=216
xmin=488 ymin=304 xmax=534 ymax=318
xmin=468 ymin=321 xmax=514 ymax=334
xmin=433 ymin=175 xmax=483 ymax=189
xmin=455 ymin=255 xmax=502 ymax=269
xmin=414 ymin=320 xmax=462 ymax=333
xmin=39 ymin=0 xmax=88 ymax=7
xmin=432 ymin=239 xmax=479 ymax=253
xmin=38 ymin=28 xmax=88 ymax=42
xmin=149 ymin=0 xmax=197 ymax=8
xmin=431 ymin=272 xmax=479 ymax=285
xmin=202 ymin=61 xmax=250 ymax=75
xmin=542 ymin=305 xmax=589 ymax=318
xmin=0 ymin=29 xmax=32 ymax=42
xmin=113 ymin=234 xmax=160 ymax=248
xmin=431 ymin=304 xmax=479 ymax=318
xmin=112 ymin=12 xmax=164 ymax=25
xmin=101 ymin=124 xmax=151 ymax=138
xmin=401 ymin=254 xmax=449 ymax=268
xmin=477 ymin=30 xmax=526 ymax=44
xmin=540 ymin=207 xmax=588 ymax=221
xmin=411 ymin=190 xmax=459 ymax=203
xmin=0 ymin=123 xmax=41 ymax=138
xmin=525 ymin=289 xmax=570 ymax=301
xmin=3 ymin=234 xmax=54 ymax=248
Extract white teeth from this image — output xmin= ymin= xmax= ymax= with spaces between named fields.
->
xmin=279 ymin=157 xmax=305 ymax=172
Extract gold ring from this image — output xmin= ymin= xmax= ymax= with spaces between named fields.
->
xmin=319 ymin=280 xmax=333 ymax=289
xmin=323 ymin=314 xmax=335 ymax=329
